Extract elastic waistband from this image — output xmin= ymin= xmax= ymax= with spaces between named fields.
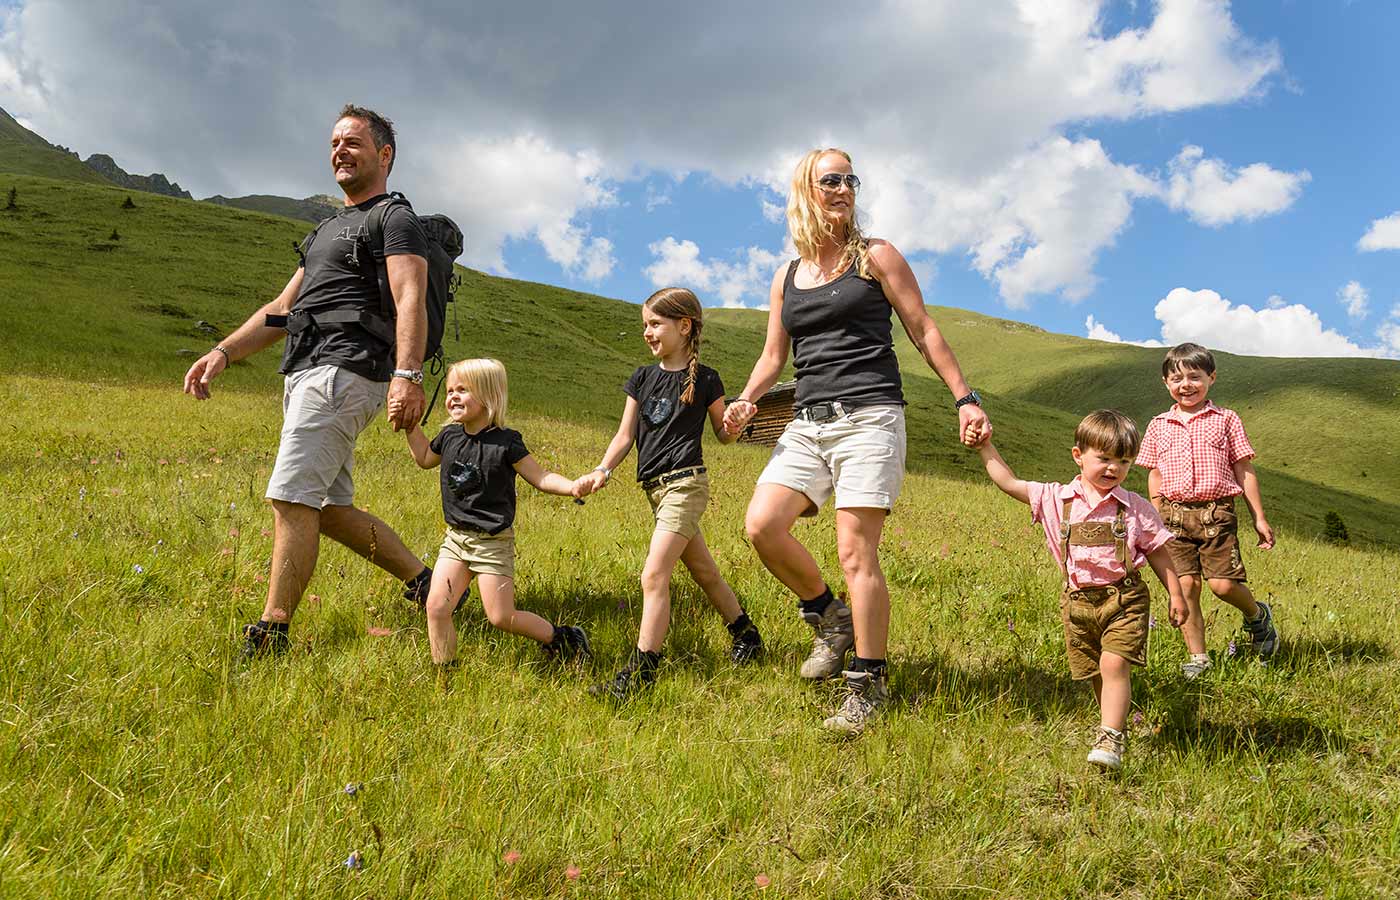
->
xmin=640 ymin=466 xmax=707 ymax=491
xmin=1066 ymin=570 xmax=1142 ymax=602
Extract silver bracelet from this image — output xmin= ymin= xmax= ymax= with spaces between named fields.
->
xmin=213 ymin=345 xmax=231 ymax=364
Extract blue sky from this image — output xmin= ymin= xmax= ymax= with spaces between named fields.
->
xmin=3 ymin=0 xmax=1399 ymax=357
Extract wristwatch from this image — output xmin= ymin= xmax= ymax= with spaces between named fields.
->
xmin=954 ymin=390 xmax=982 ymax=409
xmin=593 ymin=465 xmax=612 ymax=481
xmin=392 ymin=368 xmax=424 ymax=385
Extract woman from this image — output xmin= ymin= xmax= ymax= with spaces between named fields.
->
xmin=724 ymin=148 xmax=991 ymax=734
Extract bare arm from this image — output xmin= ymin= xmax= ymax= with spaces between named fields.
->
xmin=723 ymin=265 xmax=791 ymax=435
xmin=1146 ymin=544 xmax=1189 ymax=627
xmin=707 ymin=397 xmax=739 ymax=445
xmin=576 ymin=397 xmax=641 ymax=495
xmin=873 ymin=241 xmax=990 ymax=446
xmin=1147 ymin=468 xmax=1163 ymax=513
xmin=515 ymin=454 xmax=579 ymax=497
xmin=975 ymin=440 xmax=1030 ymax=505
xmin=385 ymin=252 xmax=429 ymax=431
xmin=182 ymin=268 xmax=303 ymax=400
xmin=404 ymin=423 xmax=441 ymax=469
xmin=1232 ymin=459 xmax=1275 ymax=549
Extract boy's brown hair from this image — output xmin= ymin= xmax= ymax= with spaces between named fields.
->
xmin=1075 ymin=409 xmax=1141 ymax=459
xmin=1161 ymin=342 xmax=1216 ymax=377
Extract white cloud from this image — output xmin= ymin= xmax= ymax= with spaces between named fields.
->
xmin=1338 ymin=280 xmax=1369 ymax=320
xmin=644 ymin=237 xmax=784 ymax=308
xmin=1151 ymin=287 xmax=1394 ymax=358
xmin=1358 ymin=212 xmax=1400 ymax=252
xmin=1265 ymin=293 xmax=1286 ymax=309
xmin=1084 ymin=315 xmax=1164 ymax=347
xmin=1163 ymin=145 xmax=1309 ymax=227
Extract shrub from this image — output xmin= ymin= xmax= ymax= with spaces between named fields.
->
xmin=1323 ymin=511 xmax=1349 ymax=545
xmin=121 ymin=196 xmax=136 ymax=210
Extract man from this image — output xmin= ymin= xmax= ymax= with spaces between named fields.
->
xmin=183 ymin=104 xmax=433 ymax=657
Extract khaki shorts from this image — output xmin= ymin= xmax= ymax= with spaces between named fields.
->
xmin=645 ymin=470 xmax=709 ymax=540
xmin=757 ymin=404 xmax=906 ymax=514
xmin=266 ymin=365 xmax=386 ymax=509
xmin=438 ymin=526 xmax=515 ymax=578
xmin=1160 ymin=497 xmax=1247 ymax=582
xmin=1060 ymin=572 xmax=1151 ymax=680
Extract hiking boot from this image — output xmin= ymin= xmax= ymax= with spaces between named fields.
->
xmin=799 ymin=597 xmax=855 ymax=680
xmin=1087 ymin=726 xmax=1125 ymax=772
xmin=589 ymin=649 xmax=659 ymax=702
xmin=1181 ymin=654 xmax=1213 ymax=681
xmin=821 ymin=669 xmax=888 ymax=735
xmin=1244 ymin=601 xmax=1278 ymax=659
xmin=241 ymin=622 xmax=289 ymax=660
xmin=544 ymin=625 xmax=592 ymax=663
xmin=728 ymin=620 xmax=764 ymax=664
xmin=403 ymin=568 xmax=433 ymax=608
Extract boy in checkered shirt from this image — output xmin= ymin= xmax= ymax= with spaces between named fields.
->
xmin=1136 ymin=343 xmax=1278 ymax=680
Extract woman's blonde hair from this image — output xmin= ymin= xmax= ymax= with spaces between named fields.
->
xmin=787 ymin=147 xmax=873 ymax=280
xmin=643 ymin=287 xmax=704 ymax=405
xmin=445 ymin=358 xmax=509 ymax=428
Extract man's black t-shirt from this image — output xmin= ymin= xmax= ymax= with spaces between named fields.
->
xmin=624 ymin=363 xmax=725 ymax=482
xmin=429 ymin=425 xmax=529 ymax=535
xmin=280 ymin=195 xmax=428 ymax=382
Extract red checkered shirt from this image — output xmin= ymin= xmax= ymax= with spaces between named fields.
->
xmin=1136 ymin=401 xmax=1255 ymax=501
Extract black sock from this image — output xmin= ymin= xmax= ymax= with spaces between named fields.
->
xmin=726 ymin=613 xmax=754 ymax=636
xmin=407 ymin=566 xmax=431 ymax=587
xmin=256 ymin=620 xmax=289 ymax=635
xmin=798 ymin=586 xmax=834 ymax=616
xmin=851 ymin=655 xmax=887 ymax=676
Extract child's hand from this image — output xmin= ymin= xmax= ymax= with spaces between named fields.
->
xmin=575 ymin=471 xmax=605 ymax=497
xmin=1168 ymin=595 xmax=1189 ymax=629
xmin=723 ymin=400 xmax=756 ymax=435
xmin=1254 ymin=519 xmax=1275 ymax=550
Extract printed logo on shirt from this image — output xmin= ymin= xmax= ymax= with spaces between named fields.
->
xmin=447 ymin=460 xmax=483 ymax=498
xmin=333 ymin=224 xmax=370 ymax=266
xmin=642 ymin=397 xmax=673 ymax=426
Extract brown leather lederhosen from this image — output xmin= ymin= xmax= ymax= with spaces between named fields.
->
xmin=1058 ymin=497 xmax=1152 ymax=678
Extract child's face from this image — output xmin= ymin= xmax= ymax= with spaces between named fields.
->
xmin=1163 ymin=365 xmax=1216 ymax=411
xmin=444 ymin=378 xmax=485 ymax=424
xmin=641 ymin=306 xmax=691 ymax=360
xmin=1072 ymin=445 xmax=1134 ymax=494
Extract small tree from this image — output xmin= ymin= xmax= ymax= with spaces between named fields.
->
xmin=4 ymin=187 xmax=16 ymax=211
xmin=121 ymin=195 xmax=136 ymax=210
xmin=1323 ymin=511 xmax=1349 ymax=545
xmin=109 ymin=228 xmax=121 ymax=241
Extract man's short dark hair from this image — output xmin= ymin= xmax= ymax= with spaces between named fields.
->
xmin=338 ymin=104 xmax=396 ymax=173
xmin=1162 ymin=342 xmax=1216 ymax=377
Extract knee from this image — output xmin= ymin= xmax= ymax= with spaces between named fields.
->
xmin=426 ymin=594 xmax=456 ymax=620
xmin=836 ymin=543 xmax=879 ymax=582
xmin=483 ymin=604 xmax=514 ymax=630
xmin=641 ymin=562 xmax=673 ymax=597
xmin=1206 ymin=578 xmax=1237 ymax=597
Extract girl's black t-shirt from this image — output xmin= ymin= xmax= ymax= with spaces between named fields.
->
xmin=429 ymin=425 xmax=529 ymax=534
xmin=624 ymin=363 xmax=725 ymax=482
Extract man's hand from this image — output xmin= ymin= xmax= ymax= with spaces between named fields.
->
xmin=723 ymin=399 xmax=756 ymax=436
xmin=183 ymin=349 xmax=229 ymax=400
xmin=387 ymin=378 xmax=425 ymax=431
xmin=1255 ymin=518 xmax=1276 ymax=550
xmin=958 ymin=403 xmax=991 ymax=447
xmin=574 ymin=470 xmax=608 ymax=497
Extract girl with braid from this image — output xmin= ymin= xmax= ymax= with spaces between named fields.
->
xmin=577 ymin=287 xmax=764 ymax=701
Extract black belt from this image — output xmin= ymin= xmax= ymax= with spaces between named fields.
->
xmin=793 ymin=400 xmax=869 ymax=423
xmin=640 ymin=466 xmax=706 ymax=491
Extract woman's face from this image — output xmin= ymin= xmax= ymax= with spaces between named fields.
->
xmin=812 ymin=152 xmax=856 ymax=228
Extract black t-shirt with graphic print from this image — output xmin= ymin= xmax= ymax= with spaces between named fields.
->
xmin=429 ymin=425 xmax=529 ymax=535
xmin=623 ymin=363 xmax=725 ymax=482
xmin=279 ymin=194 xmax=428 ymax=382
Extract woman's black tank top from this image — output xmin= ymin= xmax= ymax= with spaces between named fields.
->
xmin=779 ymin=259 xmax=904 ymax=409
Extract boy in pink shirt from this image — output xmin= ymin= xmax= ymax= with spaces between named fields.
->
xmin=1136 ymin=343 xmax=1278 ymax=681
xmin=974 ymin=410 xmax=1187 ymax=772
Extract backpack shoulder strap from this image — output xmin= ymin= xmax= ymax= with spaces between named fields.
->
xmin=364 ymin=192 xmax=412 ymax=320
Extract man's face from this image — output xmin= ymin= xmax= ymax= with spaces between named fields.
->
xmin=329 ymin=116 xmax=389 ymax=194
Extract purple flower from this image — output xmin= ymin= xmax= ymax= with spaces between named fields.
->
xmin=1227 ymin=639 xmax=1238 ymax=657
xmin=344 ymin=782 xmax=361 ymax=796
xmin=1132 ymin=711 xmax=1144 ymax=726
xmin=345 ymin=851 xmax=362 ymax=871
xmin=132 ymin=564 xmax=144 ymax=574
xmin=1007 ymin=617 xmax=1015 ymax=633
xmin=1148 ymin=615 xmax=1157 ymax=630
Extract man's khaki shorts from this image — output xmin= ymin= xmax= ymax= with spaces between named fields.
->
xmin=757 ymin=404 xmax=906 ymax=514
xmin=266 ymin=365 xmax=386 ymax=509
xmin=645 ymin=470 xmax=709 ymax=540
xmin=1160 ymin=497 xmax=1247 ymax=582
xmin=1060 ymin=572 xmax=1151 ymax=680
xmin=438 ymin=527 xmax=515 ymax=578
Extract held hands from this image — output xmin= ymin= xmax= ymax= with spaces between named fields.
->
xmin=386 ymin=378 xmax=425 ymax=432
xmin=182 ymin=348 xmax=229 ymax=400
xmin=1254 ymin=518 xmax=1276 ymax=551
xmin=573 ymin=470 xmax=608 ymax=498
xmin=722 ymin=399 xmax=757 ymax=436
xmin=959 ymin=404 xmax=991 ymax=447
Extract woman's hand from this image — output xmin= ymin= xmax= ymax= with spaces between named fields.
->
xmin=723 ymin=399 xmax=757 ymax=435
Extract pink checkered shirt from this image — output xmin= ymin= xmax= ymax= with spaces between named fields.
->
xmin=1136 ymin=402 xmax=1255 ymax=502
xmin=1027 ymin=479 xmax=1173 ymax=590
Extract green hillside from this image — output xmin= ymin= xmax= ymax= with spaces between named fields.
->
xmin=4 ymin=170 xmax=1394 ymax=546
xmin=0 ymin=107 xmax=115 ymax=186
xmin=204 ymin=192 xmax=341 ymax=223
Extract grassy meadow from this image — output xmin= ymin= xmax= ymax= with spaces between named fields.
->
xmin=3 ymin=173 xmax=1400 ymax=898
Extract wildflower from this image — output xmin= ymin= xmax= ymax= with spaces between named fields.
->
xmin=366 ymin=626 xmax=394 ymax=637
xmin=1227 ymin=639 xmax=1238 ymax=657
xmin=1132 ymin=711 xmax=1144 ymax=726
xmin=1007 ymin=617 xmax=1015 ymax=634
xmin=755 ymin=874 xmax=772 ymax=888
xmin=503 ymin=850 xmax=521 ymax=865
xmin=344 ymin=850 xmax=362 ymax=871
xmin=229 ymin=502 xmax=236 ymax=510
xmin=565 ymin=864 xmax=580 ymax=880
xmin=229 ymin=528 xmax=240 ymax=538
xmin=344 ymin=782 xmax=361 ymax=796
xmin=78 ymin=487 xmax=86 ymax=501
xmin=939 ymin=542 xmax=951 ymax=558
xmin=1148 ymin=615 xmax=1157 ymax=629
xmin=132 ymin=564 xmax=144 ymax=574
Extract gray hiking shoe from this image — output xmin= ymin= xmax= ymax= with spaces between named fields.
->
xmin=1244 ymin=601 xmax=1278 ymax=659
xmin=822 ymin=669 xmax=889 ymax=735
xmin=1087 ymin=726 xmax=1125 ymax=772
xmin=799 ymin=598 xmax=855 ymax=680
xmin=1181 ymin=654 xmax=1213 ymax=681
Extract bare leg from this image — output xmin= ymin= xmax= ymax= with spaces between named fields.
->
xmin=1207 ymin=577 xmax=1261 ymax=620
xmin=1178 ymin=574 xmax=1207 ymax=655
xmin=835 ymin=507 xmax=890 ymax=659
xmin=637 ymin=530 xmax=692 ymax=653
xmin=744 ymin=484 xmax=825 ymax=600
xmin=426 ymin=561 xmax=472 ymax=664
xmin=262 ymin=500 xmax=320 ymax=624
xmin=1092 ymin=652 xmax=1133 ymax=732
xmin=477 ymin=574 xmax=555 ymax=644
xmin=679 ymin=531 xmax=743 ymax=624
xmin=319 ymin=503 xmax=425 ymax=581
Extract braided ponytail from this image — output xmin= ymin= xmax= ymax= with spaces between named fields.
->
xmin=643 ymin=287 xmax=706 ymax=405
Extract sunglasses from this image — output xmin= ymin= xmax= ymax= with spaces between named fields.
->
xmin=815 ymin=173 xmax=861 ymax=192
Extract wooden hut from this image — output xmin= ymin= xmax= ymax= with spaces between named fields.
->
xmin=735 ymin=380 xmax=797 ymax=447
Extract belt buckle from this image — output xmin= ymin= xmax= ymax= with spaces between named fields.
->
xmin=806 ymin=402 xmax=838 ymax=423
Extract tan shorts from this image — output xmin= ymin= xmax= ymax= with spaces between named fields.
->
xmin=644 ymin=470 xmax=709 ymax=540
xmin=1060 ymin=572 xmax=1151 ymax=680
xmin=437 ymin=527 xmax=515 ymax=578
xmin=1160 ymin=497 xmax=1247 ymax=582
xmin=266 ymin=365 xmax=386 ymax=509
xmin=757 ymin=404 xmax=906 ymax=515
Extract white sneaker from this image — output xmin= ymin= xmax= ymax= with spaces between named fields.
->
xmin=1087 ymin=726 xmax=1124 ymax=771
xmin=1181 ymin=654 xmax=1212 ymax=681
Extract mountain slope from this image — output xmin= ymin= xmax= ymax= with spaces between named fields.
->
xmin=0 ymin=107 xmax=115 ymax=185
